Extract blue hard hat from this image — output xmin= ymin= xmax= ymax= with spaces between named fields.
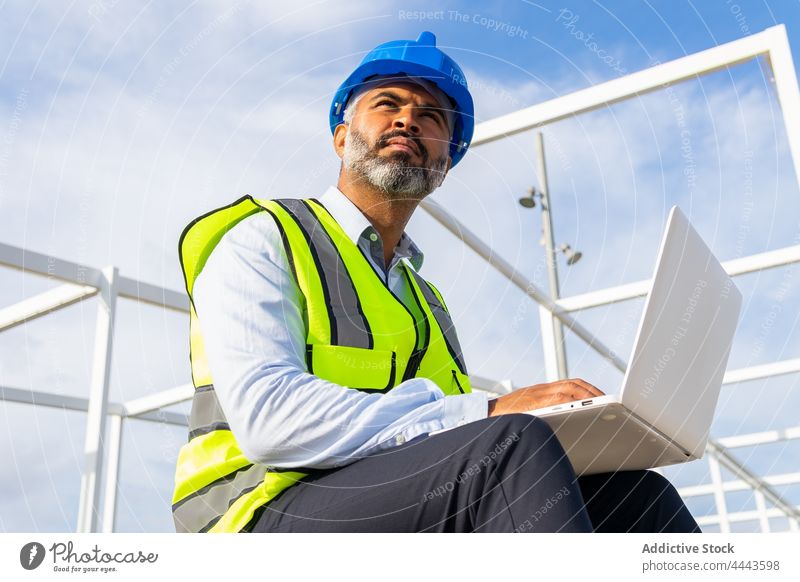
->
xmin=329 ymin=31 xmax=474 ymax=167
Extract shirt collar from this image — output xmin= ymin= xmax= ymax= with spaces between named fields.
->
xmin=317 ymin=185 xmax=425 ymax=271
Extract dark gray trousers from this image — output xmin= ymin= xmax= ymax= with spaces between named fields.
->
xmin=249 ymin=414 xmax=701 ymax=533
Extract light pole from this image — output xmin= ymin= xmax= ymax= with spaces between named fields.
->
xmin=517 ymin=132 xmax=582 ymax=380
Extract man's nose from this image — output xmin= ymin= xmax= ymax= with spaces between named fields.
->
xmin=391 ymin=106 xmax=421 ymax=135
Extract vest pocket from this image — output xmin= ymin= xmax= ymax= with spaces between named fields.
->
xmin=306 ymin=344 xmax=397 ymax=391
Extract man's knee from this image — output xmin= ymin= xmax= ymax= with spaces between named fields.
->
xmin=586 ymin=470 xmax=674 ymax=493
xmin=631 ymin=471 xmax=681 ymax=499
xmin=628 ymin=471 xmax=699 ymax=532
xmin=580 ymin=470 xmax=680 ymax=512
xmin=589 ymin=470 xmax=686 ymax=509
xmin=578 ymin=470 xmax=698 ymax=533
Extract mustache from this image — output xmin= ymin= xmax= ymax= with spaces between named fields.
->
xmin=376 ymin=130 xmax=427 ymax=162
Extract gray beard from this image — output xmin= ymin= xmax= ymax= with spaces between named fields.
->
xmin=342 ymin=128 xmax=448 ymax=200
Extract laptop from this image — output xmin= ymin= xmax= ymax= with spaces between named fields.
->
xmin=525 ymin=206 xmax=742 ymax=475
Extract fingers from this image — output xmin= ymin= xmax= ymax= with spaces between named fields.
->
xmin=567 ymin=378 xmax=605 ymax=397
xmin=494 ymin=378 xmax=606 ymax=415
xmin=523 ymin=379 xmax=604 ymax=404
xmin=541 ymin=383 xmax=594 ymax=404
xmin=534 ymin=379 xmax=601 ymax=399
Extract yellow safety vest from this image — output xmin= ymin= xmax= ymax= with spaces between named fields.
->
xmin=172 ymin=196 xmax=472 ymax=532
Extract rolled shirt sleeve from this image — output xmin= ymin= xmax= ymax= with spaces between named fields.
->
xmin=191 ymin=211 xmax=488 ymax=470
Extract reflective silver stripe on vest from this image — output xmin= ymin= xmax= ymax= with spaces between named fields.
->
xmin=188 ymin=385 xmax=229 ymax=440
xmin=172 ymin=463 xmax=267 ymax=533
xmin=405 ymin=267 xmax=468 ymax=374
xmin=275 ymin=198 xmax=372 ymax=349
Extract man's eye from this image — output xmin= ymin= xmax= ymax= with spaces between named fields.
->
xmin=376 ymin=100 xmax=396 ymax=108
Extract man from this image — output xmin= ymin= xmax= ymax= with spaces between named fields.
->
xmin=172 ymin=32 xmax=700 ymax=533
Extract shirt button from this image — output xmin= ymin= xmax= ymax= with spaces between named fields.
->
xmin=369 ymin=232 xmax=378 ymax=242
xmin=395 ymin=434 xmax=406 ymax=445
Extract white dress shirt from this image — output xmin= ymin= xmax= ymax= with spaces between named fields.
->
xmin=192 ymin=185 xmax=489 ymax=470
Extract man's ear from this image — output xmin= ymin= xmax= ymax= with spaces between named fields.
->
xmin=333 ymin=124 xmax=348 ymax=159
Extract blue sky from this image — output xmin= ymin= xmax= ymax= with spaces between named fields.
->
xmin=1 ymin=1 xmax=799 ymax=533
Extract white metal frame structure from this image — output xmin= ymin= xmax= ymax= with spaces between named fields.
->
xmin=1 ymin=25 xmax=799 ymax=533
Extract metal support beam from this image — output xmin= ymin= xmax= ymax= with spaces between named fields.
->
xmin=716 ymin=425 xmax=800 ymax=449
xmin=0 ymin=385 xmax=188 ymax=426
xmin=556 ymin=244 xmax=800 ymax=313
xmin=763 ymin=25 xmax=800 ymax=187
xmin=1 ymin=385 xmax=102 ymax=413
xmin=755 ymin=490 xmax=771 ymax=533
xmin=0 ymin=242 xmax=189 ymax=313
xmin=0 ymin=283 xmax=98 ymax=332
xmin=723 ymin=357 xmax=800 ymax=385
xmin=469 ymin=374 xmax=514 ymax=396
xmin=123 ymin=384 xmax=194 ymax=417
xmin=77 ymin=266 xmax=118 ymax=533
xmin=696 ymin=507 xmax=799 ymax=528
xmin=535 ymin=133 xmax=569 ymax=380
xmin=472 ymin=25 xmax=790 ymax=148
xmin=708 ymin=455 xmax=731 ymax=533
xmin=707 ymin=440 xmax=800 ymax=523
xmin=0 ymin=242 xmax=104 ymax=288
xmin=681 ymin=467 xmax=800 ymax=530
xmin=679 ymin=471 xmax=800 ymax=497
xmin=116 ymin=275 xmax=189 ymax=312
xmin=101 ymin=414 xmax=123 ymax=533
xmin=538 ymin=304 xmax=562 ymax=382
